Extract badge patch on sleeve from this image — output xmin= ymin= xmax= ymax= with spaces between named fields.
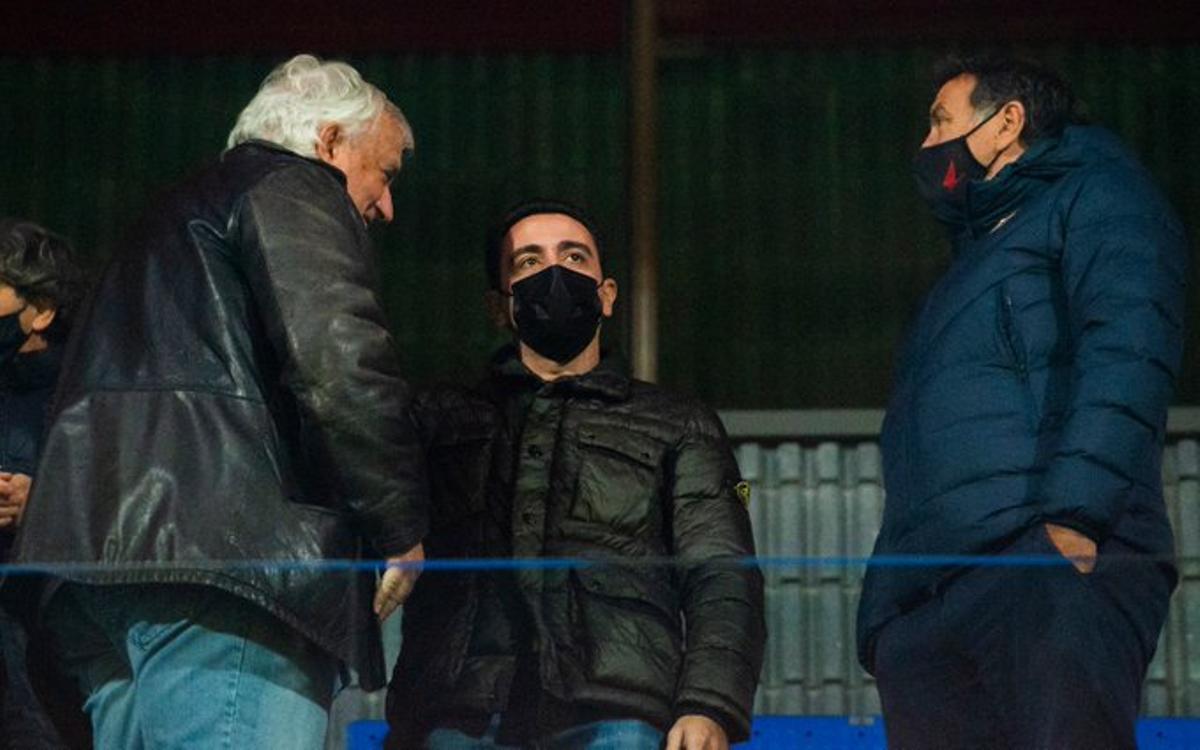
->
xmin=735 ymin=481 xmax=752 ymax=509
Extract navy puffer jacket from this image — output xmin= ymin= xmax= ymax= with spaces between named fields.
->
xmin=857 ymin=126 xmax=1189 ymax=670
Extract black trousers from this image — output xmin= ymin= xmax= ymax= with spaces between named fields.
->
xmin=873 ymin=524 xmax=1173 ymax=750
xmin=0 ymin=606 xmax=68 ymax=750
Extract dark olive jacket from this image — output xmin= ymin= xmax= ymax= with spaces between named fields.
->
xmin=11 ymin=142 xmax=428 ymax=689
xmin=387 ymin=351 xmax=764 ymax=745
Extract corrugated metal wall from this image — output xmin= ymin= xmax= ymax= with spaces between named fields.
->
xmin=659 ymin=50 xmax=942 ymax=410
xmin=738 ymin=437 xmax=1200 ymax=719
xmin=1160 ymin=440 xmax=1200 ymax=715
xmin=740 ymin=440 xmax=883 ymax=717
xmin=3 ymin=46 xmax=1200 ymax=407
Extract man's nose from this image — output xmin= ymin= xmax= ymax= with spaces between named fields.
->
xmin=374 ymin=185 xmax=394 ymax=224
xmin=921 ymin=128 xmax=938 ymax=149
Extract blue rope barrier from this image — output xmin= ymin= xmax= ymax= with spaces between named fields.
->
xmin=0 ymin=551 xmax=1154 ymax=576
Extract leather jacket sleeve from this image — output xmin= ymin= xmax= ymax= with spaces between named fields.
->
xmin=234 ymin=163 xmax=429 ymax=555
xmin=670 ymin=404 xmax=766 ymax=742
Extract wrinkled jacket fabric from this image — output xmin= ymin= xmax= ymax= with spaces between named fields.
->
xmin=387 ymin=351 xmax=764 ymax=744
xmin=857 ymin=126 xmax=1188 ymax=670
xmin=11 ymin=142 xmax=428 ymax=689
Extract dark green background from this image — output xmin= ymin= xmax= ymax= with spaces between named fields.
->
xmin=2 ymin=45 xmax=1197 ymax=407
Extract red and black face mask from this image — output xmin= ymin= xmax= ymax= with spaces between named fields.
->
xmin=913 ymin=108 xmax=1000 ymax=227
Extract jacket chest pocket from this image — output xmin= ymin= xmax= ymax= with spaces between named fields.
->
xmin=571 ymin=426 xmax=664 ymax=533
xmin=568 ymin=566 xmax=682 ymax=702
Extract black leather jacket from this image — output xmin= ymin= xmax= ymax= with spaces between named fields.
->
xmin=387 ymin=350 xmax=764 ymax=744
xmin=11 ymin=142 xmax=428 ymax=689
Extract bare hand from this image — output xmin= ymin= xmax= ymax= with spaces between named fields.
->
xmin=374 ymin=542 xmax=424 ymax=622
xmin=1045 ymin=522 xmax=1096 ymax=574
xmin=0 ymin=473 xmax=32 ymax=529
xmin=665 ymin=715 xmax=728 ymax=750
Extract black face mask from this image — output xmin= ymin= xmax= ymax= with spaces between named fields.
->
xmin=509 ymin=265 xmax=603 ymax=364
xmin=913 ymin=108 xmax=1001 ymax=227
xmin=0 ymin=308 xmax=29 ymax=365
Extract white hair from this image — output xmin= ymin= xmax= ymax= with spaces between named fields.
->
xmin=226 ymin=54 xmax=412 ymax=157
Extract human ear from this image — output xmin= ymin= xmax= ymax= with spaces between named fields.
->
xmin=997 ymin=100 xmax=1027 ymax=149
xmin=315 ymin=123 xmax=343 ymax=163
xmin=26 ymin=304 xmax=55 ymax=334
xmin=598 ymin=278 xmax=618 ymax=318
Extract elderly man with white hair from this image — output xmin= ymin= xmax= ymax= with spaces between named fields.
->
xmin=9 ymin=54 xmax=428 ymax=749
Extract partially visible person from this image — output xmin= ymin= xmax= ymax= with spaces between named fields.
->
xmin=385 ymin=200 xmax=765 ymax=750
xmin=857 ymin=54 xmax=1188 ymax=750
xmin=9 ymin=54 xmax=427 ymax=749
xmin=0 ymin=219 xmax=85 ymax=750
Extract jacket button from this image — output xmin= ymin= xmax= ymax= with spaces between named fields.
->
xmin=527 ymin=445 xmax=543 ymax=458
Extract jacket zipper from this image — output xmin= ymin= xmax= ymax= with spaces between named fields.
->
xmin=1000 ymin=294 xmax=1028 ymax=381
xmin=1001 ymin=293 xmax=1039 ymax=429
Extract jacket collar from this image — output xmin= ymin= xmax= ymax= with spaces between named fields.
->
xmin=223 ymin=140 xmax=348 ymax=187
xmin=955 ymin=134 xmax=1061 ymax=241
xmin=487 ymin=344 xmax=632 ymax=401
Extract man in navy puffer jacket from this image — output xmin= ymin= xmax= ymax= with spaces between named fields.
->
xmin=857 ymin=55 xmax=1188 ymax=750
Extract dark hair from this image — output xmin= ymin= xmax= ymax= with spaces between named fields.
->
xmin=0 ymin=219 xmax=87 ymax=343
xmin=934 ymin=54 xmax=1077 ymax=144
xmin=485 ymin=199 xmax=604 ymax=290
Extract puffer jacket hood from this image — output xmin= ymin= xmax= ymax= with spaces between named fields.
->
xmin=956 ymin=125 xmax=1133 ymax=239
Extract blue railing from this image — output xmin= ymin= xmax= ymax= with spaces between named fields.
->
xmin=347 ymin=717 xmax=1200 ymax=749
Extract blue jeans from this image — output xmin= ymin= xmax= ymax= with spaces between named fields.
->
xmin=43 ymin=583 xmax=336 ymax=750
xmin=425 ymin=714 xmax=664 ymax=750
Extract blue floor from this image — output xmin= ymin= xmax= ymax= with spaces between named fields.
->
xmin=348 ymin=716 xmax=1200 ymax=749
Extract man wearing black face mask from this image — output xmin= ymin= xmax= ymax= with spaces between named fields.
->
xmin=0 ymin=219 xmax=84 ymax=749
xmin=384 ymin=200 xmax=765 ymax=750
xmin=857 ymin=55 xmax=1188 ymax=749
